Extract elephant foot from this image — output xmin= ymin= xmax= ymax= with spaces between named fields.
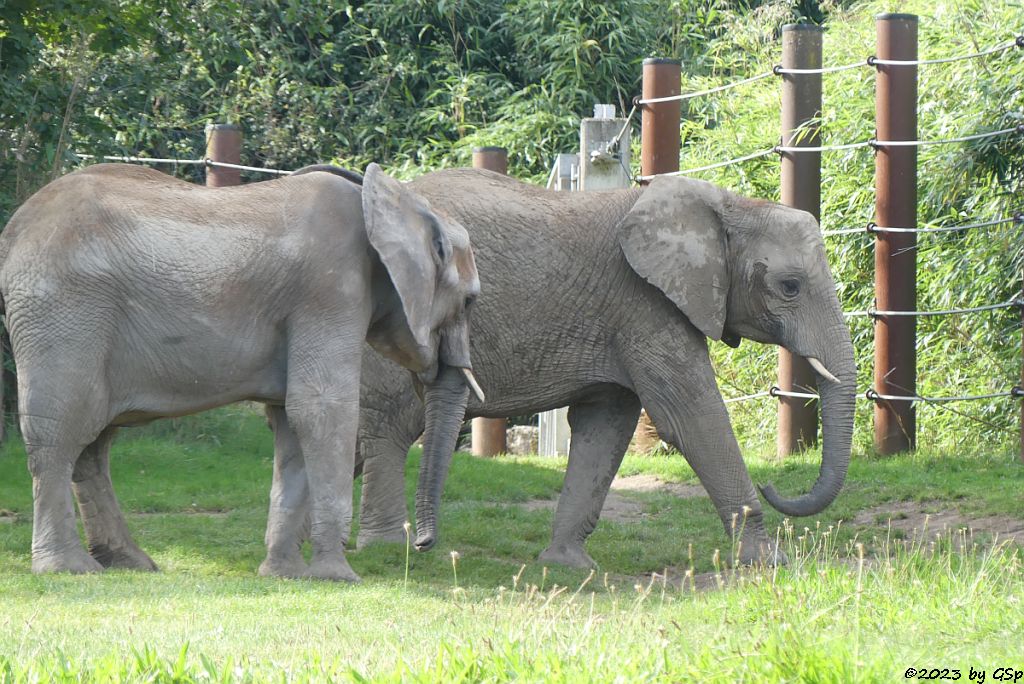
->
xmin=306 ymin=551 xmax=361 ymax=583
xmin=32 ymin=549 xmax=104 ymax=575
xmin=91 ymin=543 xmax=159 ymax=571
xmin=258 ymin=554 xmax=310 ymax=579
xmin=538 ymin=542 xmax=597 ymax=569
xmin=738 ymin=535 xmax=788 ymax=566
xmin=356 ymin=526 xmax=408 ymax=549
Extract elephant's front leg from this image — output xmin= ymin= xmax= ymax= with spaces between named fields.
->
xmin=258 ymin=405 xmax=311 ymax=578
xmin=538 ymin=386 xmax=642 ymax=569
xmin=639 ymin=381 xmax=784 ymax=566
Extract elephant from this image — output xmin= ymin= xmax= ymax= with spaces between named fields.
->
xmin=335 ymin=167 xmax=855 ymax=569
xmin=0 ymin=162 xmax=483 ymax=581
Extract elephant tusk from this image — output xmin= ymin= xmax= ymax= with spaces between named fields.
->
xmin=807 ymin=357 xmax=841 ymax=385
xmin=460 ymin=367 xmax=486 ymax=403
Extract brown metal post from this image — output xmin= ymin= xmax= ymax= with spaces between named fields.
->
xmin=472 ymin=146 xmax=508 ymax=176
xmin=873 ymin=14 xmax=918 ymax=453
xmin=204 ymin=123 xmax=242 ymax=187
xmin=640 ymin=58 xmax=681 ymax=182
xmin=777 ymin=24 xmax=823 ymax=457
xmin=470 ymin=146 xmax=508 ymax=457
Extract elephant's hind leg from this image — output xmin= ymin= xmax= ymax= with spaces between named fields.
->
xmin=259 ymin=405 xmax=311 ymax=578
xmin=539 ymin=386 xmax=641 ymax=569
xmin=357 ymin=410 xmax=423 ymax=548
xmin=23 ymin=410 xmax=105 ymax=574
xmin=72 ymin=426 xmax=158 ymax=571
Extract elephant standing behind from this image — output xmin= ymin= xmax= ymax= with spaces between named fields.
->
xmin=340 ymin=167 xmax=856 ymax=568
xmin=0 ymin=163 xmax=482 ymax=580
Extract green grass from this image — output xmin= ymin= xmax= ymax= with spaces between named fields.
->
xmin=0 ymin=407 xmax=1022 ymax=681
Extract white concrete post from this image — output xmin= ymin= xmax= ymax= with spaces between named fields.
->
xmin=580 ymin=104 xmax=632 ymax=190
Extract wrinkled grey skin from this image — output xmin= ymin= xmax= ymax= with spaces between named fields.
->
xmin=272 ymin=168 xmax=856 ymax=569
xmin=0 ymin=162 xmax=480 ymax=580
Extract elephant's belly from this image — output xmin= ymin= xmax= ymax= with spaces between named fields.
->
xmin=467 ymin=379 xmax=633 ymax=419
xmin=107 ymin=324 xmax=288 ymax=424
xmin=108 ymin=369 xmax=285 ymax=426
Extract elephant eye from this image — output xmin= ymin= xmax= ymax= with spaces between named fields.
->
xmin=464 ymin=295 xmax=476 ymax=310
xmin=780 ymin=278 xmax=801 ymax=298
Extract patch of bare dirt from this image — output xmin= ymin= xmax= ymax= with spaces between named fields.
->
xmin=610 ymin=474 xmax=707 ymax=499
xmin=851 ymin=500 xmax=1024 ymax=546
xmin=516 ymin=475 xmax=706 ymax=524
xmin=0 ymin=509 xmax=18 ymax=524
xmin=517 ymin=492 xmax=645 ymax=524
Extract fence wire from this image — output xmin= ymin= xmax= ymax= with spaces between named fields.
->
xmin=868 ymin=38 xmax=1022 ymax=66
xmin=823 ymin=215 xmax=1023 ymax=236
xmin=721 ymin=386 xmax=1024 ymax=405
xmin=75 ymin=153 xmax=206 ymax=166
xmin=642 ymin=35 xmax=1022 ymax=104
xmin=843 ymin=297 xmax=1022 ymax=319
xmin=204 ymin=159 xmax=291 ymax=175
xmin=72 ymin=153 xmax=293 ymax=176
xmin=637 ymin=70 xmax=775 ymax=105
xmin=639 ymin=124 xmax=1022 ymax=181
xmin=636 ymin=147 xmax=776 ymax=180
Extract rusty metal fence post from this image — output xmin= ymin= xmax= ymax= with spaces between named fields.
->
xmin=777 ymin=24 xmax=823 ymax=456
xmin=640 ymin=58 xmax=681 ymax=181
xmin=873 ymin=13 xmax=918 ymax=454
xmin=470 ymin=146 xmax=508 ymax=457
xmin=204 ymin=123 xmax=242 ymax=187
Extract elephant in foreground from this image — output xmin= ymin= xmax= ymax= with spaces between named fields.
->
xmin=338 ymin=168 xmax=856 ymax=568
xmin=0 ymin=162 xmax=482 ymax=581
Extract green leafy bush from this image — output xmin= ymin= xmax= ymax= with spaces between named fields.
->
xmin=2 ymin=0 xmax=1021 ymax=451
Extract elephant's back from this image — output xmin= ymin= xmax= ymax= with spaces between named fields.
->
xmin=0 ymin=165 xmax=325 ymax=311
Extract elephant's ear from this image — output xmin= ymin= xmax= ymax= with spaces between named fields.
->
xmin=362 ymin=163 xmax=450 ymax=356
xmin=616 ymin=176 xmax=729 ymax=341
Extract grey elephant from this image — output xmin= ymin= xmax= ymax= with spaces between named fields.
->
xmin=340 ymin=168 xmax=855 ymax=568
xmin=0 ymin=162 xmax=482 ymax=581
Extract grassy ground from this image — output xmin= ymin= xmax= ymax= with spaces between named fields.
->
xmin=0 ymin=406 xmax=1022 ymax=681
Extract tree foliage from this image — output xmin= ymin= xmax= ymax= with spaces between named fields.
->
xmin=2 ymin=0 xmax=819 ymax=212
xmin=1 ymin=0 xmax=1021 ymax=451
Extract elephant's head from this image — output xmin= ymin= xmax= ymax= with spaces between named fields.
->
xmin=359 ymin=163 xmax=483 ymax=548
xmin=619 ymin=175 xmax=856 ymax=517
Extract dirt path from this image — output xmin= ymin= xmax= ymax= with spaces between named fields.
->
xmin=851 ymin=500 xmax=1024 ymax=546
xmin=517 ymin=474 xmax=707 ymax=524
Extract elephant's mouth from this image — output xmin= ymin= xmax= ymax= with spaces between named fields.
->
xmin=414 ymin=363 xmax=484 ymax=404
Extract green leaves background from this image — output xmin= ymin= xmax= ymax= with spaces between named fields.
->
xmin=2 ymin=0 xmax=1022 ymax=451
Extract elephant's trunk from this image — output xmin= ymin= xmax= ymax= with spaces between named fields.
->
xmin=413 ymin=363 xmax=470 ymax=551
xmin=760 ymin=326 xmax=856 ymax=517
